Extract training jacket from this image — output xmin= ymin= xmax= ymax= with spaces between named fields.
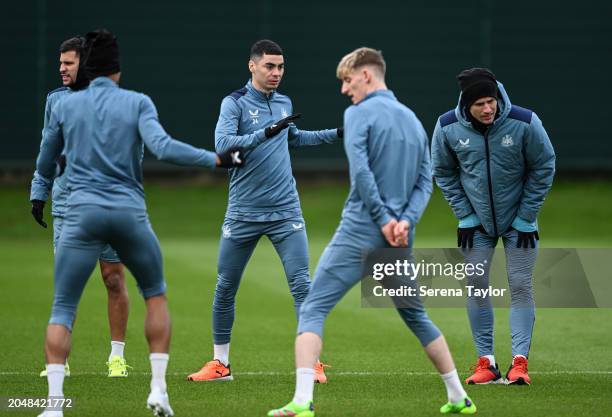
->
xmin=30 ymin=87 xmax=71 ymax=217
xmin=215 ymin=80 xmax=339 ymax=222
xmin=31 ymin=76 xmax=218 ymax=211
xmin=341 ymin=89 xmax=432 ymax=229
xmin=431 ymin=82 xmax=555 ymax=237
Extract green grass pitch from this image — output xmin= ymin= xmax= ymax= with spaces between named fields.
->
xmin=1 ymin=180 xmax=611 ymax=416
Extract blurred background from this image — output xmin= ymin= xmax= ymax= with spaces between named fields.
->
xmin=1 ymin=0 xmax=611 ymax=172
xmin=2 ymin=0 xmax=611 ymax=244
xmin=1 ymin=3 xmax=611 ymax=416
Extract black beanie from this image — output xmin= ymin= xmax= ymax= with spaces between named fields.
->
xmin=84 ymin=29 xmax=120 ymax=78
xmin=457 ymin=68 xmax=498 ymax=109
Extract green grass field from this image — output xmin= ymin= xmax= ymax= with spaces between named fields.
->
xmin=1 ymin=180 xmax=611 ymax=416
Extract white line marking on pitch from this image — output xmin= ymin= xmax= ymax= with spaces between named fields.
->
xmin=1 ymin=370 xmax=611 ymax=376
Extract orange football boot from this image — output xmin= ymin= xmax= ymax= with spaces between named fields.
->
xmin=314 ymin=361 xmax=330 ymax=384
xmin=506 ymin=355 xmax=531 ymax=385
xmin=187 ymin=359 xmax=233 ymax=381
xmin=465 ymin=356 xmax=503 ymax=384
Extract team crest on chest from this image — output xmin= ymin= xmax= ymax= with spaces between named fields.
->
xmin=501 ymin=134 xmax=514 ymax=147
xmin=281 ymin=108 xmax=289 ymax=118
xmin=249 ymin=109 xmax=259 ymax=124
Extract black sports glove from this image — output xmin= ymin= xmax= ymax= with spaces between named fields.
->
xmin=217 ymin=147 xmax=245 ymax=168
xmin=516 ymin=230 xmax=539 ymax=248
xmin=457 ymin=226 xmax=483 ymax=249
xmin=57 ymin=155 xmax=66 ymax=177
xmin=31 ymin=199 xmax=47 ymax=228
xmin=264 ymin=113 xmax=302 ymax=138
xmin=337 ymin=127 xmax=344 ymax=138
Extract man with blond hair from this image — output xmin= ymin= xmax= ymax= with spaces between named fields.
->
xmin=268 ymin=47 xmax=476 ymax=416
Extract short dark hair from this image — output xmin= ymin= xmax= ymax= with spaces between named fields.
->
xmin=59 ymin=36 xmax=84 ymax=55
xmin=250 ymin=39 xmax=283 ymax=60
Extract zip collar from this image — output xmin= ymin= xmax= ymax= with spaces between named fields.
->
xmin=246 ymin=79 xmax=276 ymax=102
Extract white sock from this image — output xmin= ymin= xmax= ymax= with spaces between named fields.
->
xmin=150 ymin=353 xmax=169 ymax=393
xmin=46 ymin=364 xmax=65 ymax=398
xmin=441 ymin=369 xmax=467 ymax=403
xmin=483 ymin=354 xmax=496 ymax=367
xmin=213 ymin=343 xmax=230 ymax=366
xmin=292 ymin=368 xmax=315 ymax=405
xmin=109 ymin=341 xmax=125 ymax=361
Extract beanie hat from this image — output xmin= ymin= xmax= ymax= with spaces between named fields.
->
xmin=84 ymin=29 xmax=120 ymax=78
xmin=457 ymin=68 xmax=498 ymax=108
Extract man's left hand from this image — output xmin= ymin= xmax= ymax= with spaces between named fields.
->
xmin=516 ymin=230 xmax=539 ymax=248
xmin=381 ymin=218 xmax=399 ymax=247
xmin=393 ymin=220 xmax=410 ymax=247
xmin=216 ymin=147 xmax=245 ymax=168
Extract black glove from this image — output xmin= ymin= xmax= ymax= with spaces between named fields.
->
xmin=217 ymin=147 xmax=245 ymax=168
xmin=31 ymin=200 xmax=47 ymax=228
xmin=264 ymin=113 xmax=302 ymax=138
xmin=57 ymin=155 xmax=67 ymax=177
xmin=457 ymin=226 xmax=483 ymax=249
xmin=337 ymin=127 xmax=344 ymax=138
xmin=516 ymin=230 xmax=539 ymax=248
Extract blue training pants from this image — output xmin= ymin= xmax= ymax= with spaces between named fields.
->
xmin=213 ymin=216 xmax=311 ymax=344
xmin=298 ymin=220 xmax=441 ymax=347
xmin=463 ymin=228 xmax=537 ymax=357
xmin=53 ymin=216 xmax=121 ymax=263
xmin=50 ymin=205 xmax=166 ymax=331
